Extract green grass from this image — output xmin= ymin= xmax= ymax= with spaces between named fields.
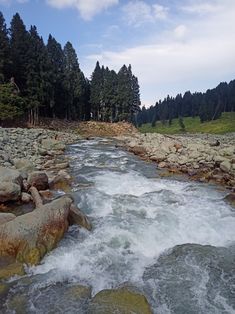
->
xmin=139 ymin=112 xmax=235 ymax=135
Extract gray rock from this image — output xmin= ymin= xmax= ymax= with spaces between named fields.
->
xmin=0 ymin=182 xmax=21 ymax=203
xmin=220 ymin=160 xmax=231 ymax=173
xmin=0 ymin=213 xmax=16 ymax=225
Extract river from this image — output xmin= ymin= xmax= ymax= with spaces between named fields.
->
xmin=3 ymin=138 xmax=235 ymax=313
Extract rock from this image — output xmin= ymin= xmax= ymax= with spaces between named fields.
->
xmin=0 ymin=182 xmax=21 ymax=203
xmin=27 ymin=171 xmax=49 ymax=191
xmin=54 ymin=161 xmax=70 ymax=170
xmin=129 ymin=146 xmax=147 ymax=157
xmin=41 ymin=139 xmax=66 ymax=151
xmin=174 ymin=143 xmax=182 ymax=151
xmin=88 ymin=287 xmax=152 ymax=314
xmin=0 ymin=213 xmax=16 ymax=225
xmin=224 ymin=193 xmax=235 ymax=207
xmin=68 ymin=206 xmax=92 ymax=231
xmin=0 ymin=283 xmax=10 ymax=302
xmin=0 ymin=262 xmax=25 ymax=280
xmin=220 ymin=160 xmax=231 ymax=173
xmin=49 ymin=170 xmax=72 ymax=192
xmin=149 ymin=152 xmax=166 ymax=162
xmin=21 ymin=192 xmax=32 ymax=204
xmin=0 ymin=167 xmax=23 ymax=186
xmin=0 ymin=195 xmax=73 ymax=265
xmin=13 ymin=159 xmax=35 ymax=173
xmin=158 ymin=161 xmax=166 ymax=168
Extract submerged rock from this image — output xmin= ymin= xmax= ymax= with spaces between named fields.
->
xmin=88 ymin=287 xmax=152 ymax=314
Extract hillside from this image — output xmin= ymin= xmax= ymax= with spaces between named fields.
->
xmin=139 ymin=112 xmax=235 ymax=135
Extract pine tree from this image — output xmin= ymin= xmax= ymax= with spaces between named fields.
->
xmin=90 ymin=61 xmax=103 ymax=120
xmin=47 ymin=34 xmax=66 ymax=118
xmin=0 ymin=12 xmax=10 ymax=83
xmin=10 ymin=13 xmax=30 ymax=92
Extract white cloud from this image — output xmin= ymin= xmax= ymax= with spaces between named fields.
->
xmin=153 ymin=4 xmax=169 ymax=20
xmin=46 ymin=0 xmax=119 ymax=20
xmin=0 ymin=0 xmax=28 ymax=5
xmin=181 ymin=2 xmax=222 ymax=15
xmin=174 ymin=24 xmax=188 ymax=40
xmin=122 ymin=1 xmax=169 ymax=27
xmin=83 ymin=1 xmax=235 ymax=106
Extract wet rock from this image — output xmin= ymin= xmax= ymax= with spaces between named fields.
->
xmin=88 ymin=287 xmax=152 ymax=314
xmin=0 ymin=195 xmax=73 ymax=265
xmin=49 ymin=170 xmax=72 ymax=192
xmin=54 ymin=161 xmax=70 ymax=170
xmin=0 ymin=283 xmax=10 ymax=302
xmin=0 ymin=262 xmax=25 ymax=280
xmin=0 ymin=213 xmax=16 ymax=225
xmin=68 ymin=205 xmax=92 ymax=231
xmin=224 ymin=193 xmax=235 ymax=207
xmin=27 ymin=171 xmax=49 ymax=191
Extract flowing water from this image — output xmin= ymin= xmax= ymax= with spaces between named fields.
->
xmin=3 ymin=139 xmax=235 ymax=313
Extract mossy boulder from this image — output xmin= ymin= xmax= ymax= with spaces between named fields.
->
xmin=0 ymin=262 xmax=25 ymax=280
xmin=88 ymin=287 xmax=152 ymax=314
xmin=0 ymin=195 xmax=73 ymax=265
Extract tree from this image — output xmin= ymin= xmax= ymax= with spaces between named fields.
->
xmin=0 ymin=83 xmax=25 ymax=121
xmin=0 ymin=12 xmax=10 ymax=83
xmin=178 ymin=116 xmax=186 ymax=132
xmin=63 ymin=41 xmax=85 ymax=120
xmin=46 ymin=34 xmax=66 ymax=118
xmin=10 ymin=13 xmax=30 ymax=92
xmin=90 ymin=61 xmax=103 ymax=120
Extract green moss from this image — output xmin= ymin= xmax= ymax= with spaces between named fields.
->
xmin=139 ymin=112 xmax=235 ymax=135
xmin=88 ymin=287 xmax=152 ymax=314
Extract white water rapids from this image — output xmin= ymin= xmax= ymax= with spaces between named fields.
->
xmin=6 ymin=138 xmax=235 ymax=313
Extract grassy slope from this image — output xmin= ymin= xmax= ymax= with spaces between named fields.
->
xmin=139 ymin=112 xmax=235 ymax=135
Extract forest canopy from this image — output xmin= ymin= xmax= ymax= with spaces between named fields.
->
xmin=0 ymin=12 xmax=141 ymax=124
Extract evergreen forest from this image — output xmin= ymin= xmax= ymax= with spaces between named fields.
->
xmin=0 ymin=12 xmax=141 ymax=124
xmin=137 ymin=80 xmax=235 ymax=127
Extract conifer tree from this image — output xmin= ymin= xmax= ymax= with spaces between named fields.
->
xmin=10 ymin=13 xmax=29 ymax=92
xmin=0 ymin=12 xmax=10 ymax=83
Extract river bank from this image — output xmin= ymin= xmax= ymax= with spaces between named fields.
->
xmin=118 ymin=132 xmax=235 ymax=191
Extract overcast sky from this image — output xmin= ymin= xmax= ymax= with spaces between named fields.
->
xmin=1 ymin=0 xmax=235 ymax=106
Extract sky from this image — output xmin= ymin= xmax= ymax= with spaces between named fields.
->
xmin=0 ymin=0 xmax=235 ymax=107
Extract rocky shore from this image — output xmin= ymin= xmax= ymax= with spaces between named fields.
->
xmin=0 ymin=127 xmax=92 ymax=280
xmin=119 ymin=132 xmax=235 ymax=190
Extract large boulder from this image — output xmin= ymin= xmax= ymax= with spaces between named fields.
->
xmin=0 ymin=213 xmax=16 ymax=225
xmin=88 ymin=287 xmax=152 ymax=314
xmin=27 ymin=171 xmax=49 ymax=191
xmin=0 ymin=195 xmax=73 ymax=265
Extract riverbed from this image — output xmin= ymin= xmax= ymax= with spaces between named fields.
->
xmin=3 ymin=138 xmax=235 ymax=313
